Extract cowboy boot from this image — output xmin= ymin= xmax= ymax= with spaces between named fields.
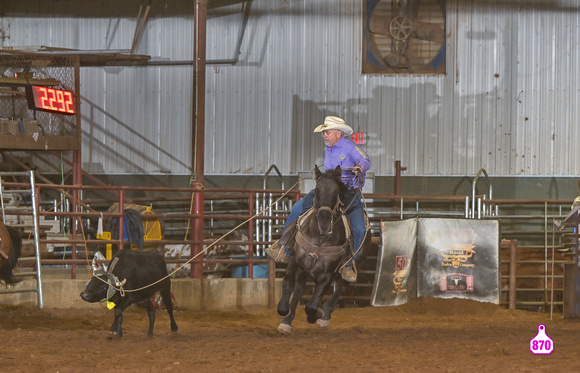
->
xmin=339 ymin=261 xmax=357 ymax=282
xmin=265 ymin=239 xmax=289 ymax=263
xmin=265 ymin=222 xmax=298 ymax=263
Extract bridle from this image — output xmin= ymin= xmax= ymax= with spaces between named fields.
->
xmin=313 ymin=179 xmax=344 ymax=236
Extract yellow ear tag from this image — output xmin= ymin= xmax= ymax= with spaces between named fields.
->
xmin=106 ymin=301 xmax=116 ymax=310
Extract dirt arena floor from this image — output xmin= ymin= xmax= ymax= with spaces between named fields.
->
xmin=1 ymin=297 xmax=579 ymax=372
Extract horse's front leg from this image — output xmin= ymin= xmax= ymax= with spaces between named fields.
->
xmin=277 ymin=268 xmax=307 ymax=335
xmin=277 ymin=258 xmax=297 ymax=317
xmin=305 ymin=273 xmax=333 ymax=324
xmin=317 ymin=278 xmax=349 ymax=328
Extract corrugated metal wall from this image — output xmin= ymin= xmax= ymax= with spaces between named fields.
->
xmin=1 ymin=0 xmax=580 ymax=177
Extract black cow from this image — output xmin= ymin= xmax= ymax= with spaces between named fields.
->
xmin=80 ymin=249 xmax=178 ymax=338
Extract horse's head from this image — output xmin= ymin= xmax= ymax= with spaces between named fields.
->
xmin=313 ymin=165 xmax=346 ymax=236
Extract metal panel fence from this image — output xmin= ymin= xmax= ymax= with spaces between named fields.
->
xmin=0 ymin=176 xmax=576 ymax=311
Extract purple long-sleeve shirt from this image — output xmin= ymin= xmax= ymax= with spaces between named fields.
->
xmin=324 ymin=136 xmax=371 ymax=190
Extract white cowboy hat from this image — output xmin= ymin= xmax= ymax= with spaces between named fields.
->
xmin=313 ymin=116 xmax=353 ymax=137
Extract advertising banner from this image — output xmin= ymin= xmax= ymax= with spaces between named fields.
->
xmin=417 ymin=218 xmax=500 ymax=303
xmin=372 ymin=218 xmax=500 ymax=306
xmin=371 ymin=218 xmax=418 ymax=306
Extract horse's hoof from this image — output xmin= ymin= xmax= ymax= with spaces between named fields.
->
xmin=305 ymin=306 xmax=320 ymax=324
xmin=316 ymin=319 xmax=330 ymax=329
xmin=276 ymin=323 xmax=292 ymax=335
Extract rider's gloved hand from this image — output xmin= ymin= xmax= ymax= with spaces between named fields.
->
xmin=353 ymin=165 xmax=363 ymax=183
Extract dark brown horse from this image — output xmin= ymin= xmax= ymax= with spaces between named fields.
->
xmin=0 ymin=222 xmax=22 ymax=285
xmin=276 ymin=165 xmax=370 ymax=334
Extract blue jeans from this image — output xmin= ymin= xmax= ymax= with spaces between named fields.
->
xmin=281 ymin=189 xmax=366 ymax=261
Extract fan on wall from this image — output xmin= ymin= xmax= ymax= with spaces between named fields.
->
xmin=365 ymin=0 xmax=445 ymax=74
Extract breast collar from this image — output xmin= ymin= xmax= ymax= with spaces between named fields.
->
xmin=294 ymin=208 xmax=351 ymax=255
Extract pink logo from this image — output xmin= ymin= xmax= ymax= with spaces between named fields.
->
xmin=529 ymin=324 xmax=554 ymax=355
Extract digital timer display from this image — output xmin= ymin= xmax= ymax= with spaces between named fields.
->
xmin=26 ymin=85 xmax=75 ymax=115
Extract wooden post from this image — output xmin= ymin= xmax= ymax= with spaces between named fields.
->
xmin=394 ymin=160 xmax=406 ymax=195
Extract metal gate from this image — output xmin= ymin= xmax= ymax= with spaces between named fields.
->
xmin=0 ymin=170 xmax=44 ymax=308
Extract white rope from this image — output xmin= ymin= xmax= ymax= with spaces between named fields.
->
xmin=102 ymin=180 xmax=301 ymax=294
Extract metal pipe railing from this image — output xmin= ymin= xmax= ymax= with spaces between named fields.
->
xmin=2 ymin=178 xmax=577 ymax=311
xmin=471 ymin=168 xmax=492 ymax=219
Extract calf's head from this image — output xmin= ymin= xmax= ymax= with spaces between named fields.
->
xmin=80 ymin=257 xmax=126 ymax=303
xmin=80 ymin=275 xmax=109 ymax=303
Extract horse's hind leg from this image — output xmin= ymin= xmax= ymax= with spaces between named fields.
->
xmin=277 ymin=270 xmax=307 ymax=335
xmin=316 ymin=279 xmax=348 ymax=329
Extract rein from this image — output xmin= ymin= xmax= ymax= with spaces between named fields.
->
xmin=295 ymin=214 xmax=348 ymax=261
xmin=297 ymin=174 xmax=350 ymax=258
xmin=313 ymin=193 xmax=343 ymax=236
xmin=324 ymin=169 xmax=370 ymax=272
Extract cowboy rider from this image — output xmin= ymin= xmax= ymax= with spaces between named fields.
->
xmin=266 ymin=115 xmax=371 ymax=282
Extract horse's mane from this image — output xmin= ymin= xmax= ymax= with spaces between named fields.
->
xmin=320 ymin=168 xmax=349 ymax=196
